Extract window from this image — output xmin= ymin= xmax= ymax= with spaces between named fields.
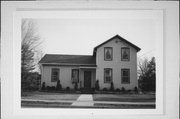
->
xmin=104 ymin=47 xmax=113 ymax=61
xmin=51 ymin=68 xmax=59 ymax=82
xmin=104 ymin=68 xmax=112 ymax=83
xmin=121 ymin=69 xmax=130 ymax=84
xmin=121 ymin=47 xmax=130 ymax=61
xmin=72 ymin=69 xmax=79 ymax=83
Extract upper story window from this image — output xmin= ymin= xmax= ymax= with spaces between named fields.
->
xmin=104 ymin=68 xmax=112 ymax=83
xmin=51 ymin=68 xmax=59 ymax=82
xmin=121 ymin=69 xmax=130 ymax=84
xmin=121 ymin=47 xmax=130 ymax=61
xmin=71 ymin=69 xmax=79 ymax=83
xmin=104 ymin=47 xmax=113 ymax=61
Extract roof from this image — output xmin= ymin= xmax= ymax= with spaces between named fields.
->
xmin=39 ymin=54 xmax=96 ymax=65
xmin=39 ymin=35 xmax=140 ymax=65
xmin=93 ymin=34 xmax=141 ymax=54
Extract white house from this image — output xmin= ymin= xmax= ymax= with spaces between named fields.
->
xmin=39 ymin=35 xmax=141 ymax=90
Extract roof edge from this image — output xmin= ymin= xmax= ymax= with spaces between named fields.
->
xmin=93 ymin=34 xmax=141 ymax=54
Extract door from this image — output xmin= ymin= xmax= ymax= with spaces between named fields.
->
xmin=84 ymin=71 xmax=91 ymax=89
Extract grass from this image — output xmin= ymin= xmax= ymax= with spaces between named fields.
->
xmin=21 ymin=91 xmax=156 ymax=108
xmin=21 ymin=91 xmax=80 ymax=101
xmin=21 ymin=101 xmax=72 ymax=108
xmin=94 ymin=103 xmax=155 ymax=109
xmin=93 ymin=94 xmax=155 ymax=102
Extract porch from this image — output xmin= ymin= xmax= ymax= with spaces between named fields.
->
xmin=79 ymin=67 xmax=96 ymax=90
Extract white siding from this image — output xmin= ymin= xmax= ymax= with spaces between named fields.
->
xmin=41 ymin=66 xmax=96 ymax=89
xmin=96 ymin=37 xmax=138 ymax=90
xmin=41 ymin=66 xmax=79 ymax=89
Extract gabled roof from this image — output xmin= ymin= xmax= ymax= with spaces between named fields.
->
xmin=93 ymin=35 xmax=141 ymax=54
xmin=39 ymin=54 xmax=96 ymax=65
xmin=39 ymin=35 xmax=140 ymax=65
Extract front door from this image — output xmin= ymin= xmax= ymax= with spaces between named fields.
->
xmin=84 ymin=71 xmax=91 ymax=89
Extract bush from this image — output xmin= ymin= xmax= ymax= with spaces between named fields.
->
xmin=74 ymin=82 xmax=78 ymax=90
xmin=134 ymin=87 xmax=138 ymax=92
xmin=121 ymin=87 xmax=126 ymax=92
xmin=95 ymin=80 xmax=100 ymax=91
xmin=92 ymin=88 xmax=95 ymax=92
xmin=110 ymin=82 xmax=114 ymax=91
xmin=56 ymin=80 xmax=62 ymax=90
xmin=21 ymin=72 xmax=41 ymax=92
xmin=46 ymin=86 xmax=50 ymax=90
xmin=115 ymin=88 xmax=120 ymax=92
xmin=46 ymin=86 xmax=56 ymax=91
xmin=102 ymin=88 xmax=108 ymax=91
xmin=41 ymin=82 xmax=45 ymax=90
xmin=66 ymin=87 xmax=70 ymax=91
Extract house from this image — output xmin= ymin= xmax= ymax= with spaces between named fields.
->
xmin=39 ymin=35 xmax=141 ymax=90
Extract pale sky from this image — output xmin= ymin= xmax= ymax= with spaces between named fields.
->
xmin=36 ymin=18 xmax=156 ymax=60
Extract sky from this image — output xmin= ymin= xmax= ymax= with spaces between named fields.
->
xmin=36 ymin=18 xmax=156 ymax=60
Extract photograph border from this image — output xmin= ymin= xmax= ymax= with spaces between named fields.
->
xmin=14 ymin=9 xmax=163 ymax=114
xmin=1 ymin=1 xmax=179 ymax=119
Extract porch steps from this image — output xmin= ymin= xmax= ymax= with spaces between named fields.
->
xmin=80 ymin=89 xmax=94 ymax=94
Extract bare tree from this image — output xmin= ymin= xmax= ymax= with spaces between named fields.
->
xmin=138 ymin=58 xmax=149 ymax=78
xmin=21 ymin=19 xmax=43 ymax=91
xmin=138 ymin=57 xmax=156 ymax=92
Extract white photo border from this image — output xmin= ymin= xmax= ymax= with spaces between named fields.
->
xmin=1 ymin=1 xmax=179 ymax=119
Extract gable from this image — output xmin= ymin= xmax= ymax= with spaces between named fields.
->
xmin=93 ymin=35 xmax=141 ymax=55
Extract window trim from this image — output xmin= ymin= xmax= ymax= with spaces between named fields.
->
xmin=104 ymin=47 xmax=113 ymax=61
xmin=121 ymin=69 xmax=130 ymax=84
xmin=51 ymin=68 xmax=59 ymax=82
xmin=71 ymin=69 xmax=79 ymax=83
xmin=121 ymin=47 xmax=130 ymax=61
xmin=104 ymin=68 xmax=113 ymax=83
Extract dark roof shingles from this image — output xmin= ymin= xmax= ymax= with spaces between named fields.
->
xmin=39 ymin=54 xmax=96 ymax=65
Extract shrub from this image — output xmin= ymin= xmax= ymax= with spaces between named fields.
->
xmin=95 ymin=80 xmax=100 ymax=91
xmin=66 ymin=87 xmax=70 ymax=91
xmin=110 ymin=82 xmax=114 ymax=91
xmin=41 ymin=82 xmax=45 ymax=90
xmin=115 ymin=88 xmax=120 ymax=92
xmin=46 ymin=86 xmax=50 ymax=90
xmin=46 ymin=86 xmax=55 ymax=91
xmin=51 ymin=86 xmax=56 ymax=91
xmin=102 ymin=88 xmax=108 ymax=91
xmin=92 ymin=88 xmax=95 ymax=92
xmin=74 ymin=82 xmax=78 ymax=90
xmin=134 ymin=87 xmax=138 ymax=92
xmin=56 ymin=80 xmax=62 ymax=90
xmin=121 ymin=87 xmax=126 ymax=92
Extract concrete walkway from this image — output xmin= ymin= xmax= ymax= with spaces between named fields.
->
xmin=71 ymin=94 xmax=94 ymax=106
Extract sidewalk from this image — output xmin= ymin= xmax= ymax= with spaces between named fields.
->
xmin=71 ymin=94 xmax=94 ymax=106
